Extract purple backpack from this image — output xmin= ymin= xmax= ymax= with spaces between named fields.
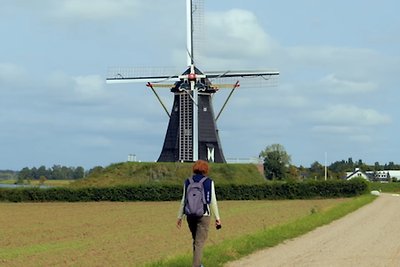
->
xmin=184 ymin=177 xmax=208 ymax=217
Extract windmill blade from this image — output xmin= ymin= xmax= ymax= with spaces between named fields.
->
xmin=210 ymin=83 xmax=240 ymax=89
xmin=206 ymin=70 xmax=279 ymax=89
xmin=204 ymin=70 xmax=279 ymax=79
xmin=107 ymin=76 xmax=180 ymax=84
xmin=146 ymin=83 xmax=176 ymax=88
xmin=191 ymin=0 xmax=205 ymax=65
xmin=106 ymin=67 xmax=181 ymax=84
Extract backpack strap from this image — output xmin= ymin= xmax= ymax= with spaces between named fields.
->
xmin=187 ymin=176 xmax=207 ymax=185
xmin=198 ymin=176 xmax=208 ymax=184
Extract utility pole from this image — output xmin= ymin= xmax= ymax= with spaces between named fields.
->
xmin=324 ymin=152 xmax=328 ymax=181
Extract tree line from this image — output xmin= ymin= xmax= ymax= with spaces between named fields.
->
xmin=259 ymin=144 xmax=400 ymax=181
xmin=3 ymin=144 xmax=400 ymax=182
xmin=0 ymin=170 xmax=18 ymax=180
xmin=17 ymin=165 xmax=86 ymax=181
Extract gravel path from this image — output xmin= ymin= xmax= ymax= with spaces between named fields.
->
xmin=225 ymin=193 xmax=400 ymax=267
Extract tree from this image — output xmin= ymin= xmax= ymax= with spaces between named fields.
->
xmin=87 ymin=166 xmax=104 ymax=176
xmin=329 ymin=160 xmax=347 ymax=173
xmin=31 ymin=167 xmax=38 ymax=180
xmin=386 ymin=161 xmax=396 ymax=170
xmin=309 ymin=161 xmax=324 ymax=180
xmin=259 ymin=144 xmax=291 ymax=180
xmin=51 ymin=165 xmax=64 ymax=180
xmin=37 ymin=166 xmax=48 ymax=180
xmin=17 ymin=167 xmax=31 ymax=183
xmin=347 ymin=157 xmax=354 ymax=170
xmin=73 ymin=166 xmax=85 ymax=179
xmin=287 ymin=165 xmax=300 ymax=181
xmin=374 ymin=162 xmax=382 ymax=171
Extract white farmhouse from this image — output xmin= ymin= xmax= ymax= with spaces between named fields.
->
xmin=346 ymin=168 xmax=400 ymax=182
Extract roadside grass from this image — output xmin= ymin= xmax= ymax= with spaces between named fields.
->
xmin=0 ymin=198 xmax=352 ymax=266
xmin=146 ymin=194 xmax=376 ymax=267
xmin=369 ymin=181 xmax=400 ymax=193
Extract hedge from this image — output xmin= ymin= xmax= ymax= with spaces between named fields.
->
xmin=0 ymin=179 xmax=368 ymax=202
xmin=216 ymin=179 xmax=369 ymax=200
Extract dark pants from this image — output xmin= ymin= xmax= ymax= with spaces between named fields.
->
xmin=187 ymin=216 xmax=211 ymax=267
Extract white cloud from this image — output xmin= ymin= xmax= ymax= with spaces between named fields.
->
xmin=46 ymin=71 xmax=74 ymax=90
xmin=225 ymin=85 xmax=307 ymax=111
xmin=286 ymin=46 xmax=377 ymax=65
xmin=311 ymin=122 xmax=376 ymax=146
xmin=283 ymin=45 xmax=384 ymax=79
xmin=53 ymin=0 xmax=141 ymax=21
xmin=78 ymin=116 xmax=163 ymax=136
xmin=0 ymin=63 xmax=27 ymax=87
xmin=318 ymin=73 xmax=378 ymax=94
xmin=73 ymin=135 xmax=112 ymax=148
xmin=312 ymin=125 xmax=357 ymax=134
xmin=73 ymin=74 xmax=106 ymax=99
xmin=45 ymin=72 xmax=107 ymax=103
xmin=348 ymin=134 xmax=373 ymax=143
xmin=204 ymin=9 xmax=277 ymax=63
xmin=311 ymin=104 xmax=391 ymax=126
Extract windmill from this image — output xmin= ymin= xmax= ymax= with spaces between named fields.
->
xmin=106 ymin=0 xmax=279 ymax=163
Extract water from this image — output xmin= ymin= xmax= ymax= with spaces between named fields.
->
xmin=0 ymin=183 xmax=52 ymax=189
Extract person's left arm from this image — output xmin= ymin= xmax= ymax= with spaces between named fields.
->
xmin=210 ymin=181 xmax=221 ymax=226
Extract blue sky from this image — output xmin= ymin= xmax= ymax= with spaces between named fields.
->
xmin=1 ymin=0 xmax=399 ymax=170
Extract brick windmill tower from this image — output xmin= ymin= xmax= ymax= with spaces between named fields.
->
xmin=107 ymin=0 xmax=279 ymax=163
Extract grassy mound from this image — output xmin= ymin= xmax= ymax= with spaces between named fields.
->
xmin=71 ymin=162 xmax=265 ymax=187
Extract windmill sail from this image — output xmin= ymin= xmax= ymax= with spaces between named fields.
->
xmin=106 ymin=0 xmax=279 ymax=163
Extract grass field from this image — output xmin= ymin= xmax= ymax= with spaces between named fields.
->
xmin=369 ymin=181 xmax=400 ymax=192
xmin=0 ymin=198 xmax=357 ymax=267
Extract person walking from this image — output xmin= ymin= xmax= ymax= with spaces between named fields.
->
xmin=176 ymin=160 xmax=222 ymax=267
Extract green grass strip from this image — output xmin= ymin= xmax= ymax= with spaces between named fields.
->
xmin=0 ymin=241 xmax=87 ymax=260
xmin=145 ymin=194 xmax=376 ymax=267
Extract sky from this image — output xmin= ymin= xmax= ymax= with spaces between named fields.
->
xmin=1 ymin=0 xmax=399 ymax=170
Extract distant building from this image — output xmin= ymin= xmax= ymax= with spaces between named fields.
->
xmin=346 ymin=168 xmax=400 ymax=182
xmin=374 ymin=171 xmax=390 ymax=182
xmin=346 ymin=168 xmax=370 ymax=181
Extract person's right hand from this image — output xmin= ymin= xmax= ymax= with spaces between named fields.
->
xmin=176 ymin=218 xmax=182 ymax=229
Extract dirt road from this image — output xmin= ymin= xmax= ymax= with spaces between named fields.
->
xmin=226 ymin=193 xmax=400 ymax=267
